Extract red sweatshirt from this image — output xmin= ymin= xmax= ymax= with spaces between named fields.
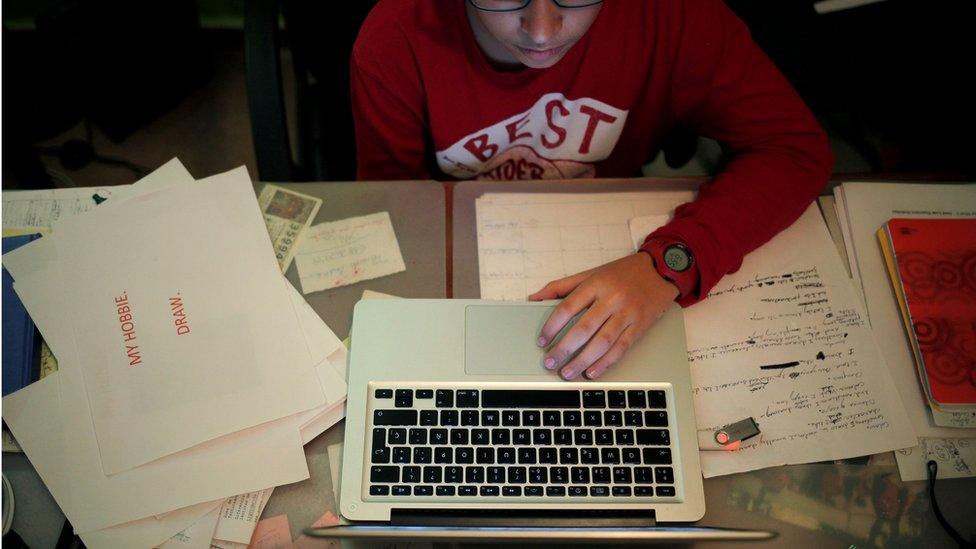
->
xmin=351 ymin=0 xmax=834 ymax=302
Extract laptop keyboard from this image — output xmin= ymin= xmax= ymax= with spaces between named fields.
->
xmin=364 ymin=383 xmax=679 ymax=502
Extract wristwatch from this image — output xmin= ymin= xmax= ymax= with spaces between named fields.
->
xmin=639 ymin=238 xmax=698 ymax=300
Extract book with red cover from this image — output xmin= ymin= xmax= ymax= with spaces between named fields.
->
xmin=885 ymin=218 xmax=976 ymax=407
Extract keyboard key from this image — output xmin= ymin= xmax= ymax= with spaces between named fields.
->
xmin=370 ymin=485 xmax=390 ymax=496
xmin=403 ymin=466 xmax=421 ymax=483
xmin=591 ymin=486 xmax=610 ymax=497
xmin=395 ymin=389 xmax=413 ymax=408
xmin=543 ymin=411 xmax=561 ymax=426
xmin=627 ymin=390 xmax=647 ymax=408
xmin=459 ymin=486 xmax=477 ymax=496
xmin=571 ymin=467 xmax=590 ymax=483
xmin=592 ymin=467 xmax=611 ymax=484
xmin=488 ymin=467 xmax=505 ymax=484
xmin=569 ymin=486 xmax=587 ymax=497
xmin=482 ymin=410 xmax=500 ymax=426
xmin=596 ymin=429 xmax=614 ymax=445
xmin=416 ymin=389 xmax=433 ymax=399
xmin=388 ymin=428 xmax=407 ymax=445
xmin=613 ymin=467 xmax=632 ymax=484
xmin=635 ymin=486 xmax=654 ymax=497
xmin=481 ymin=486 xmax=500 ymax=496
xmin=608 ymin=390 xmax=627 ymax=408
xmin=436 ymin=389 xmax=454 ymax=407
xmin=518 ymin=448 xmax=537 ymax=464
xmin=584 ymin=411 xmax=602 ymax=426
xmin=559 ymin=448 xmax=579 ymax=464
xmin=582 ymin=390 xmax=606 ymax=408
xmin=375 ymin=389 xmax=393 ymax=399
xmin=414 ymin=485 xmax=433 ymax=496
xmin=574 ymin=429 xmax=593 ymax=445
xmin=563 ymin=411 xmax=582 ymax=426
xmin=657 ymin=486 xmax=676 ymax=497
xmin=461 ymin=411 xmax=479 ymax=426
xmin=622 ymin=447 xmax=641 ymax=464
xmin=409 ymin=428 xmax=427 ymax=445
xmin=440 ymin=410 xmax=459 ymax=426
xmin=581 ymin=447 xmax=599 ymax=464
xmin=392 ymin=485 xmax=411 ymax=496
xmin=502 ymin=411 xmax=520 ymax=426
xmin=655 ymin=467 xmax=675 ymax=484
xmin=492 ymin=429 xmax=510 ymax=445
xmin=554 ymin=429 xmax=572 ymax=445
xmin=522 ymin=410 xmax=541 ymax=426
xmin=601 ymin=447 xmax=620 ymax=464
xmin=372 ymin=446 xmax=390 ymax=464
xmin=445 ymin=466 xmax=463 ymax=483
xmin=413 ymin=447 xmax=432 ymax=464
xmin=435 ymin=447 xmax=452 ymax=464
xmin=615 ymin=429 xmax=635 ymax=445
xmin=533 ymin=429 xmax=552 ymax=445
xmin=477 ymin=447 xmax=494 ymax=464
xmin=482 ymin=390 xmax=580 ymax=408
xmin=465 ymin=467 xmax=484 ymax=484
xmin=370 ymin=466 xmax=399 ymax=483
xmin=437 ymin=486 xmax=456 ymax=496
xmin=525 ymin=486 xmax=544 ymax=496
xmin=456 ymin=390 xmax=479 ymax=408
xmin=507 ymin=466 xmax=527 ymax=483
xmin=513 ymin=429 xmax=531 ymax=445
xmin=529 ymin=467 xmax=548 ymax=484
xmin=539 ymin=447 xmax=558 ymax=464
xmin=420 ymin=410 xmax=438 ymax=426
xmin=604 ymin=411 xmax=623 ymax=426
xmin=643 ymin=447 xmax=672 ymax=464
xmin=550 ymin=467 xmax=569 ymax=484
xmin=613 ymin=486 xmax=632 ymax=497
xmin=430 ymin=429 xmax=449 ymax=445
xmin=636 ymin=429 xmax=670 ymax=446
xmin=635 ymin=467 xmax=653 ymax=484
xmin=503 ymin=486 xmax=522 ymax=496
xmin=455 ymin=447 xmax=474 ymax=464
xmin=393 ymin=447 xmax=410 ymax=464
xmin=624 ymin=411 xmax=643 ymax=426
xmin=374 ymin=410 xmax=417 ymax=426
xmin=450 ymin=429 xmax=469 ymax=445
xmin=648 ymin=390 xmax=667 ymax=409
xmin=546 ymin=486 xmax=566 ymax=497
xmin=423 ymin=466 xmax=442 ymax=483
xmin=497 ymin=447 xmax=516 ymax=464
xmin=645 ymin=411 xmax=668 ymax=427
xmin=472 ymin=429 xmax=490 ymax=445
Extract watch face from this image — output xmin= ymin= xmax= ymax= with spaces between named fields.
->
xmin=663 ymin=245 xmax=692 ymax=272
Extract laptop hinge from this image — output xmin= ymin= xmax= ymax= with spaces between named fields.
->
xmin=390 ymin=508 xmax=656 ymax=528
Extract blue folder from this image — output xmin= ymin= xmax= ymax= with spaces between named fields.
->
xmin=2 ymin=234 xmax=41 ymax=396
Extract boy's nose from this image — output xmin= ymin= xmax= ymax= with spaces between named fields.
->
xmin=520 ymin=0 xmax=562 ymax=47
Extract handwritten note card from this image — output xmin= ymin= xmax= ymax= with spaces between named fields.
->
xmin=476 ymin=193 xmax=917 ymax=477
xmin=894 ymin=437 xmax=976 ymax=481
xmin=295 ymin=212 xmax=405 ymax=294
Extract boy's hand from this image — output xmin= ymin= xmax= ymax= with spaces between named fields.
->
xmin=528 ymin=253 xmax=679 ymax=380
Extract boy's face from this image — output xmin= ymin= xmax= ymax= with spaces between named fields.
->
xmin=466 ymin=0 xmax=602 ymax=69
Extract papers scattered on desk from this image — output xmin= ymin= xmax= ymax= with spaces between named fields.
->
xmin=295 ymin=211 xmax=406 ymax=294
xmin=212 ymin=488 xmax=274 ymax=545
xmin=1 ymin=159 xmax=349 ymax=548
xmin=1 ymin=186 xmax=119 ymax=229
xmin=476 ymin=192 xmax=917 ymax=477
xmin=894 ymin=437 xmax=976 ymax=482
xmin=258 ymin=184 xmax=322 ymax=272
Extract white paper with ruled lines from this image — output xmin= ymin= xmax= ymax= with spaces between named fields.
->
xmin=477 ymin=194 xmax=916 ymax=477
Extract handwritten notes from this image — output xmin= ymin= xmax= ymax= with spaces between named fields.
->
xmin=212 ymin=488 xmax=274 ymax=545
xmin=894 ymin=437 xmax=976 ymax=481
xmin=1 ymin=187 xmax=116 ymax=229
xmin=476 ymin=193 xmax=917 ymax=477
xmin=295 ymin=212 xmax=405 ymax=294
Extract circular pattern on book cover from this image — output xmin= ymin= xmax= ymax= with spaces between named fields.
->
xmin=928 ymin=352 xmax=969 ymax=385
xmin=964 ymin=253 xmax=976 ymax=292
xmin=913 ymin=317 xmax=948 ymax=347
xmin=933 ymin=260 xmax=963 ymax=290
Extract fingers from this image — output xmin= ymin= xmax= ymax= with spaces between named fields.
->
xmin=556 ymin=315 xmax=629 ymax=380
xmin=541 ymin=298 xmax=612 ymax=371
xmin=527 ymin=271 xmax=590 ymax=301
xmin=581 ymin=324 xmax=642 ymax=380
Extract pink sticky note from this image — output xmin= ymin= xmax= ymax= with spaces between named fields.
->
xmin=310 ymin=511 xmax=341 ymax=529
xmin=248 ymin=515 xmax=292 ymax=549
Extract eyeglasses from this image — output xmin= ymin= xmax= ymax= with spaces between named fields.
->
xmin=468 ymin=0 xmax=603 ymax=13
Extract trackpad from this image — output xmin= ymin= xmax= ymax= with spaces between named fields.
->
xmin=465 ymin=305 xmax=552 ymax=376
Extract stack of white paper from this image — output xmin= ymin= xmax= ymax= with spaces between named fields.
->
xmin=1 ymin=160 xmax=348 ymax=548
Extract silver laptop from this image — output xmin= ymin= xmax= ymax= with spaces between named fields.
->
xmin=309 ymin=299 xmax=773 ymax=542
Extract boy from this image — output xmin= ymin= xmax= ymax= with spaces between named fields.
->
xmin=351 ymin=0 xmax=834 ymax=381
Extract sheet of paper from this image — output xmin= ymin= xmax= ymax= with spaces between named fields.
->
xmin=212 ymin=488 xmax=274 ymax=545
xmin=476 ymin=192 xmax=693 ymax=300
xmin=686 ymin=206 xmax=916 ymax=476
xmin=627 ymin=215 xmax=670 ymax=251
xmin=894 ymin=437 xmax=976 ymax=482
xmin=299 ymin=401 xmax=346 ymax=446
xmin=79 ymin=499 xmax=222 ymax=549
xmin=4 ymin=267 xmax=310 ymax=533
xmin=840 ymin=182 xmax=976 ymax=435
xmin=258 ymin=184 xmax=322 ymax=273
xmin=291 ymin=511 xmax=341 ymax=549
xmin=2 ymin=186 xmax=116 ymax=228
xmin=159 ymin=503 xmax=223 ymax=549
xmin=49 ymin=167 xmax=324 ymax=474
xmin=248 ymin=515 xmax=292 ymax=549
xmin=327 ymin=441 xmax=344 ymax=503
xmin=294 ymin=212 xmax=406 ymax=294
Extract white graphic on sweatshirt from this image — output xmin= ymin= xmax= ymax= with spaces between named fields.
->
xmin=436 ymin=93 xmax=628 ymax=180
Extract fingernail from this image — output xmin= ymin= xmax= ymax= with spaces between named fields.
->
xmin=585 ymin=367 xmax=605 ymax=379
xmin=562 ymin=369 xmax=577 ymax=380
xmin=544 ymin=357 xmax=555 ymax=369
xmin=537 ymin=336 xmax=547 ymax=347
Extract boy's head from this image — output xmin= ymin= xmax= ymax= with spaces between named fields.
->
xmin=465 ymin=0 xmax=603 ymax=69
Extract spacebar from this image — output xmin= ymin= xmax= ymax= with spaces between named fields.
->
xmin=481 ymin=390 xmax=580 ymax=408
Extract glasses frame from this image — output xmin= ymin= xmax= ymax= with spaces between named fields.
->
xmin=467 ymin=0 xmax=604 ymax=13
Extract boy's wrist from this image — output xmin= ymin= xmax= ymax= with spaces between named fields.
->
xmin=638 ymin=237 xmax=700 ymax=301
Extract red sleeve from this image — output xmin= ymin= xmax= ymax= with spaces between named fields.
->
xmin=642 ymin=0 xmax=834 ymax=305
xmin=350 ymin=14 xmax=430 ymax=180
